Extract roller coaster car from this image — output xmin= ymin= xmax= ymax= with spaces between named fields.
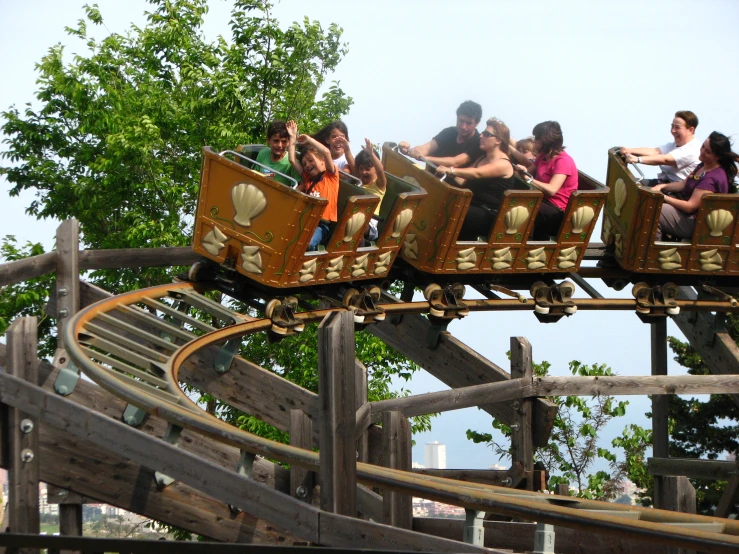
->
xmin=192 ymin=146 xmax=426 ymax=290
xmin=602 ymin=147 xmax=739 ymax=285
xmin=381 ymin=144 xmax=608 ymax=284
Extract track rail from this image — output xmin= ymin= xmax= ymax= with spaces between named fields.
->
xmin=63 ymin=281 xmax=739 ymax=552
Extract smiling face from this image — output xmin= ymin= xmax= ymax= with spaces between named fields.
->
xmin=357 ymin=163 xmax=377 ymax=185
xmin=699 ymin=138 xmax=718 ymax=166
xmin=456 ymin=114 xmax=478 ymax=141
xmin=267 ymin=134 xmax=289 ymax=161
xmin=671 ymin=117 xmax=695 ymax=147
xmin=328 ymin=128 xmax=347 ymax=158
xmin=301 ymin=151 xmax=326 ymax=178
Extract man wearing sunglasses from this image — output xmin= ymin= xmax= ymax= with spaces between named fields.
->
xmin=399 ymin=100 xmax=483 ymax=168
xmin=619 ymin=110 xmax=701 ymax=186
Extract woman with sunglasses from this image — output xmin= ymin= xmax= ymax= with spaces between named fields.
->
xmin=436 ymin=118 xmax=517 ymax=241
xmin=514 ymin=121 xmax=578 ymax=240
xmin=653 ymin=131 xmax=738 ymax=240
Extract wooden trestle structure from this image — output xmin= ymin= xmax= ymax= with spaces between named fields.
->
xmin=1 ymin=219 xmax=739 ymax=553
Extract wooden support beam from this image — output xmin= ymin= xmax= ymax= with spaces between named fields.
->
xmin=412 ymin=469 xmax=512 ymax=486
xmin=369 ymin=311 xmax=556 ymax=447
xmin=289 ymin=409 xmax=314 ymax=504
xmin=0 ymin=252 xmax=57 ymax=287
xmin=715 ymin=474 xmax=739 ymax=518
xmin=381 ymin=411 xmax=412 ymax=529
xmin=0 ymin=371 xmax=487 ymax=552
xmin=674 ymin=286 xmax=739 ymax=408
xmin=355 ymin=359 xmax=369 ymax=465
xmin=77 ymin=246 xmax=198 ymax=271
xmin=5 ymin=317 xmax=40 ymax=539
xmin=510 ymin=337 xmax=534 ymax=491
xmin=318 ymin=310 xmax=357 ymax=517
xmin=651 ymin=319 xmax=670 ymax=511
xmin=54 ymin=219 xmax=80 ymax=347
xmin=649 ymin=457 xmax=739 ymax=481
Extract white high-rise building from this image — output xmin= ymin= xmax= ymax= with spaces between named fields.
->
xmin=424 ymin=441 xmax=447 ymax=469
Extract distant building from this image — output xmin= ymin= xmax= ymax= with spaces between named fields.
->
xmin=424 ymin=441 xmax=447 ymax=469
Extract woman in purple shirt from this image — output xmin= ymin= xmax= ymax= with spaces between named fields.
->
xmin=654 ymin=131 xmax=738 ymax=240
xmin=515 ymin=121 xmax=578 ymax=240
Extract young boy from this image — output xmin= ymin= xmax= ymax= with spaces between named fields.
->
xmin=287 ymin=120 xmax=339 ymax=250
xmin=353 ymin=138 xmax=387 ymax=241
xmin=515 ymin=136 xmax=537 ymax=165
xmin=255 ymin=120 xmax=302 ymax=187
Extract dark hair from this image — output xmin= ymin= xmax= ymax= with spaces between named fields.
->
xmin=312 ymin=120 xmax=350 ymax=147
xmin=355 ymin=149 xmax=375 ymax=169
xmin=532 ymin=121 xmax=565 ymax=158
xmin=486 ymin=117 xmax=511 ymax=156
xmin=675 ymin=110 xmax=699 ymax=130
xmin=708 ymin=131 xmax=739 ymax=186
xmin=299 ymin=145 xmax=322 ymax=163
xmin=457 ymin=101 xmax=482 ymax=124
xmin=516 ymin=137 xmax=536 ymax=156
xmin=266 ymin=120 xmax=289 ymax=139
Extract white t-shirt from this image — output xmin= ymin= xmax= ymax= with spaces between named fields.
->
xmin=658 ymin=137 xmax=701 ymax=181
xmin=333 ymin=152 xmax=349 ymax=171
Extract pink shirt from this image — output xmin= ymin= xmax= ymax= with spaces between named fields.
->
xmin=534 ymin=151 xmax=578 ymax=211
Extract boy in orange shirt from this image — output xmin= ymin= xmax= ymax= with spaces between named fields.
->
xmin=287 ymin=120 xmax=339 ymax=250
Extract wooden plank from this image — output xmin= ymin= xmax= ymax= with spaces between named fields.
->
xmin=510 ymin=337 xmax=533 ymax=491
xmin=382 ymin=411 xmax=412 ymax=529
xmin=0 ymin=373 xmax=491 ymax=552
xmin=0 ymin=252 xmax=57 ymax=287
xmin=317 ymin=310 xmax=356 ymax=517
xmin=368 ymin=379 xmax=524 ymax=422
xmin=532 ymin=374 xmax=739 ymax=396
xmin=414 ymin=517 xmax=674 ymax=554
xmin=78 ymin=246 xmax=198 ymax=270
xmin=55 ymin=219 xmax=80 ymax=349
xmin=651 ymin=319 xmax=670 ymax=513
xmin=355 ymin=359 xmax=369 ymax=465
xmin=290 ymin=409 xmax=314 ymax=504
xmin=412 ymin=468 xmax=511 ymax=486
xmin=674 ymin=286 xmax=739 ymax=407
xmin=648 ymin=457 xmax=739 ymax=481
xmin=5 ymin=317 xmax=40 ymax=540
xmin=369 ymin=312 xmax=556 ymax=447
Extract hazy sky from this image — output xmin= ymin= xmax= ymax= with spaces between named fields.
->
xmin=2 ymin=0 xmax=739 ymax=473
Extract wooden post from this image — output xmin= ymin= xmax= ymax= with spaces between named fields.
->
xmin=290 ymin=409 xmax=314 ymax=504
xmin=655 ymin=476 xmax=696 ymax=554
xmin=381 ymin=411 xmax=412 ymax=529
xmin=555 ymin=483 xmax=570 ymax=496
xmin=5 ymin=317 xmax=40 ymax=545
xmin=510 ymin=337 xmax=534 ymax=490
xmin=356 ymin=360 xmax=369 ymax=465
xmin=317 ymin=310 xmax=356 ymax=516
xmin=651 ymin=319 xmax=670 ymax=509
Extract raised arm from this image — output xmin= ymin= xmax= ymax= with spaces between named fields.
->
xmin=297 ymin=134 xmax=336 ymax=174
xmin=364 ymin=138 xmax=387 ymax=191
xmin=335 ymin=135 xmax=355 ymax=174
xmin=286 ymin=120 xmax=303 ymax=175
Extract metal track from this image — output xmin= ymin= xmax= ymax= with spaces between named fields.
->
xmin=63 ymin=281 xmax=739 ymax=553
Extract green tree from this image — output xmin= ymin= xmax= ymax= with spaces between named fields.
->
xmin=663 ymin=316 xmax=739 ymax=514
xmin=467 ymin=358 xmax=636 ymax=500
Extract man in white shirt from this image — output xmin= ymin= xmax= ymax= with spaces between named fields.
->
xmin=620 ymin=110 xmax=700 ymax=185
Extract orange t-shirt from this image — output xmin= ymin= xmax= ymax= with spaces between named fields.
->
xmin=302 ymin=170 xmax=339 ymax=222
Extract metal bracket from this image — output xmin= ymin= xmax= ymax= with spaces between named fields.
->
xmin=632 ymin=282 xmax=680 ymax=322
xmin=214 ymin=338 xmax=240 ymax=374
xmin=265 ymin=296 xmax=304 ymax=342
xmin=533 ymin=522 xmax=555 ymax=553
xmin=52 ymin=348 xmax=80 ymax=396
xmin=463 ymin=509 xmax=486 ymax=546
xmin=122 ymin=404 xmax=146 ymax=427
xmin=342 ymin=286 xmax=386 ymax=325
xmin=154 ymin=424 xmax=183 ymax=489
xmin=229 ymin=450 xmax=257 ymax=514
xmin=530 ymin=281 xmax=577 ymax=323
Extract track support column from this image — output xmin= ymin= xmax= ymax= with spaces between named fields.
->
xmin=651 ymin=319 xmax=669 ymax=509
xmin=510 ymin=336 xmax=534 ymax=490
xmin=290 ymin=409 xmax=314 ymax=504
xmin=381 ymin=411 xmax=412 ymax=528
xmin=4 ymin=317 xmax=40 ymax=543
xmin=318 ymin=310 xmax=356 ymax=516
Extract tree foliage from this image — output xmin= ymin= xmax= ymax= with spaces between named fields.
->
xmin=467 ymin=357 xmax=645 ymax=500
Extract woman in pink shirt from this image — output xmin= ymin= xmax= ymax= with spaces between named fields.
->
xmin=515 ymin=121 xmax=578 ymax=240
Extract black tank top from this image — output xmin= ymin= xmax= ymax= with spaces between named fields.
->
xmin=465 ymin=159 xmax=517 ymax=208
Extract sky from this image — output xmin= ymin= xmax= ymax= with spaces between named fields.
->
xmin=2 ymin=0 xmax=739 ymax=476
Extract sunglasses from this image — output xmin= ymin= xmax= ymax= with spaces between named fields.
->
xmin=480 ymin=130 xmax=499 ymax=139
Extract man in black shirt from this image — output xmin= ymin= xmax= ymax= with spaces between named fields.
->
xmin=399 ymin=100 xmax=483 ymax=168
